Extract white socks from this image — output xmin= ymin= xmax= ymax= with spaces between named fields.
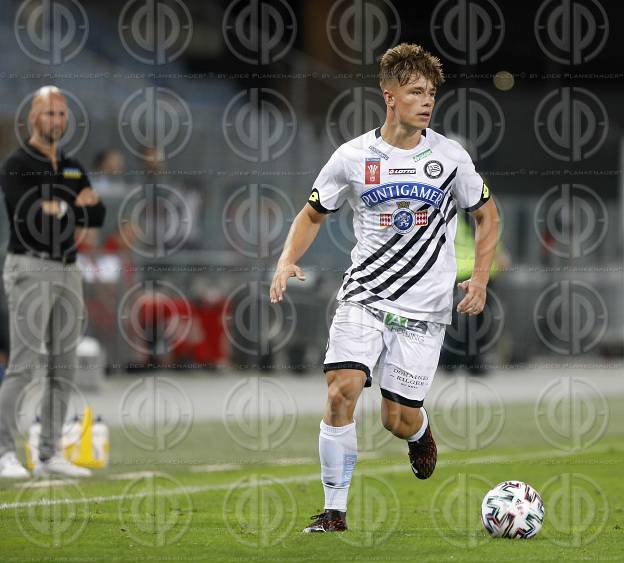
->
xmin=319 ymin=420 xmax=357 ymax=512
xmin=407 ymin=406 xmax=428 ymax=442
xmin=318 ymin=410 xmax=427 ymax=511
xmin=407 ymin=407 xmax=429 ymax=442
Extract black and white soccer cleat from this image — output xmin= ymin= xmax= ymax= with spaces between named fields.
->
xmin=303 ymin=509 xmax=348 ymax=533
xmin=408 ymin=426 xmax=437 ymax=479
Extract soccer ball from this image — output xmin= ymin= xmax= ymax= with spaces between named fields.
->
xmin=481 ymin=481 xmax=544 ymax=539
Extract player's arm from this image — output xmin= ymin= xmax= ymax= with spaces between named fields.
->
xmin=73 ymin=165 xmax=106 ymax=228
xmin=270 ymin=203 xmax=327 ymax=303
xmin=456 ymin=197 xmax=500 ymax=315
xmin=271 ymin=147 xmax=349 ymax=303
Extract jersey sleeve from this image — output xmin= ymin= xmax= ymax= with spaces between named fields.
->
xmin=71 ymin=161 xmax=107 ymax=228
xmin=307 ymin=149 xmax=350 ymax=214
xmin=77 ymin=163 xmax=91 ymax=191
xmin=452 ymin=147 xmax=491 ymax=212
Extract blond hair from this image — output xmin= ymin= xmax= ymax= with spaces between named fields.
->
xmin=379 ymin=43 xmax=444 ymax=89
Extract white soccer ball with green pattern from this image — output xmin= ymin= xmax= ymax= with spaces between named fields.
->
xmin=481 ymin=481 xmax=544 ymax=539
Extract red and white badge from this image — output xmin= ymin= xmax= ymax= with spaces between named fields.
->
xmin=365 ymin=158 xmax=380 ymax=184
xmin=414 ymin=210 xmax=428 ymax=226
xmin=379 ymin=213 xmax=392 ymax=227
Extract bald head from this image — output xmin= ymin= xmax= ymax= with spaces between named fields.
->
xmin=31 ymin=85 xmax=65 ymax=107
xmin=29 ymin=85 xmax=68 ymax=145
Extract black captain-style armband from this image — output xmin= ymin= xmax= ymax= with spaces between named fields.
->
xmin=463 ymin=182 xmax=491 ymax=212
xmin=307 ymin=188 xmax=338 ymax=214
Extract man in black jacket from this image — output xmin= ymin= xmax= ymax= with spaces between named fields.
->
xmin=0 ymin=86 xmax=106 ymax=478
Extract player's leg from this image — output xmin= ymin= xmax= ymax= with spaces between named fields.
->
xmin=304 ymin=302 xmax=383 ymax=533
xmin=304 ymin=368 xmax=367 ymax=533
xmin=381 ymin=399 xmax=436 ymax=479
xmin=36 ymin=265 xmax=90 ymax=478
xmin=378 ymin=320 xmax=445 ymax=479
xmin=0 ymin=255 xmax=41 ymax=478
xmin=315 ymin=369 xmax=365 ymax=528
xmin=323 ymin=368 xmax=366 ymax=426
xmin=381 ymin=398 xmax=424 ymax=438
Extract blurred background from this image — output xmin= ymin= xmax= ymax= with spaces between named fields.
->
xmin=0 ymin=3 xmax=623 ymax=558
xmin=0 ymin=0 xmax=621 ymax=433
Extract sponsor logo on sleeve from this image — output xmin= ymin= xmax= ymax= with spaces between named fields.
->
xmin=365 ymin=157 xmax=381 ymax=185
xmin=423 ymin=160 xmax=443 ymax=179
xmin=482 ymin=183 xmax=490 ymax=198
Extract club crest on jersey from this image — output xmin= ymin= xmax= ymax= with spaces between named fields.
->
xmin=361 ymin=182 xmax=444 ymax=208
xmin=392 ymin=207 xmax=416 ymax=234
xmin=424 ymin=160 xmax=443 ymax=179
xmin=365 ymin=158 xmax=380 ymax=184
xmin=388 ymin=202 xmax=428 ymax=233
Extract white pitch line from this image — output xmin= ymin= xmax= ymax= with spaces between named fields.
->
xmin=188 ymin=459 xmax=315 ymax=472
xmin=0 ymin=444 xmax=619 ymax=511
xmin=270 ymin=457 xmax=315 ymax=465
xmin=107 ymin=471 xmax=160 ymax=481
xmin=189 ymin=463 xmax=243 ymax=473
xmin=0 ymin=473 xmax=322 ymax=511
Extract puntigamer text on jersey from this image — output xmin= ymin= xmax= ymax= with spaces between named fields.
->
xmin=360 ymin=182 xmax=445 ymax=209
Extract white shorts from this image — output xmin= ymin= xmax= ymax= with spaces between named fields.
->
xmin=324 ymin=301 xmax=445 ymax=407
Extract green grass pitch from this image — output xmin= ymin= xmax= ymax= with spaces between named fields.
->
xmin=0 ymin=396 xmax=622 ymax=561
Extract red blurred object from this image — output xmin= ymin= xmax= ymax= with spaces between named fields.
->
xmin=136 ymin=295 xmax=229 ymax=366
xmin=171 ymin=299 xmax=230 ymax=365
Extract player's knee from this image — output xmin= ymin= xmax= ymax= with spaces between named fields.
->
xmin=381 ymin=403 xmax=421 ymax=437
xmin=327 ymin=382 xmax=351 ymax=409
xmin=326 ymin=372 xmax=363 ymax=409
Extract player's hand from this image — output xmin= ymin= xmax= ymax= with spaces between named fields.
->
xmin=41 ymin=200 xmax=61 ymax=215
xmin=270 ymin=263 xmax=305 ymax=303
xmin=456 ymin=279 xmax=487 ymax=316
xmin=75 ymin=187 xmax=100 ymax=207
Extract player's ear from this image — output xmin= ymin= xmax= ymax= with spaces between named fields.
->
xmin=28 ymin=108 xmax=38 ymax=129
xmin=382 ymin=88 xmax=394 ymax=107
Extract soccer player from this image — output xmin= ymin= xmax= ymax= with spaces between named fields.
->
xmin=270 ymin=43 xmax=499 ymax=532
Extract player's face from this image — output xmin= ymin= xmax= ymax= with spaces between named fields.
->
xmin=392 ymin=74 xmax=436 ymax=129
xmin=31 ymin=95 xmax=68 ymax=143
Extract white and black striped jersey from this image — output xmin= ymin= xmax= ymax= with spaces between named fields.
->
xmin=308 ymin=127 xmax=490 ymax=324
